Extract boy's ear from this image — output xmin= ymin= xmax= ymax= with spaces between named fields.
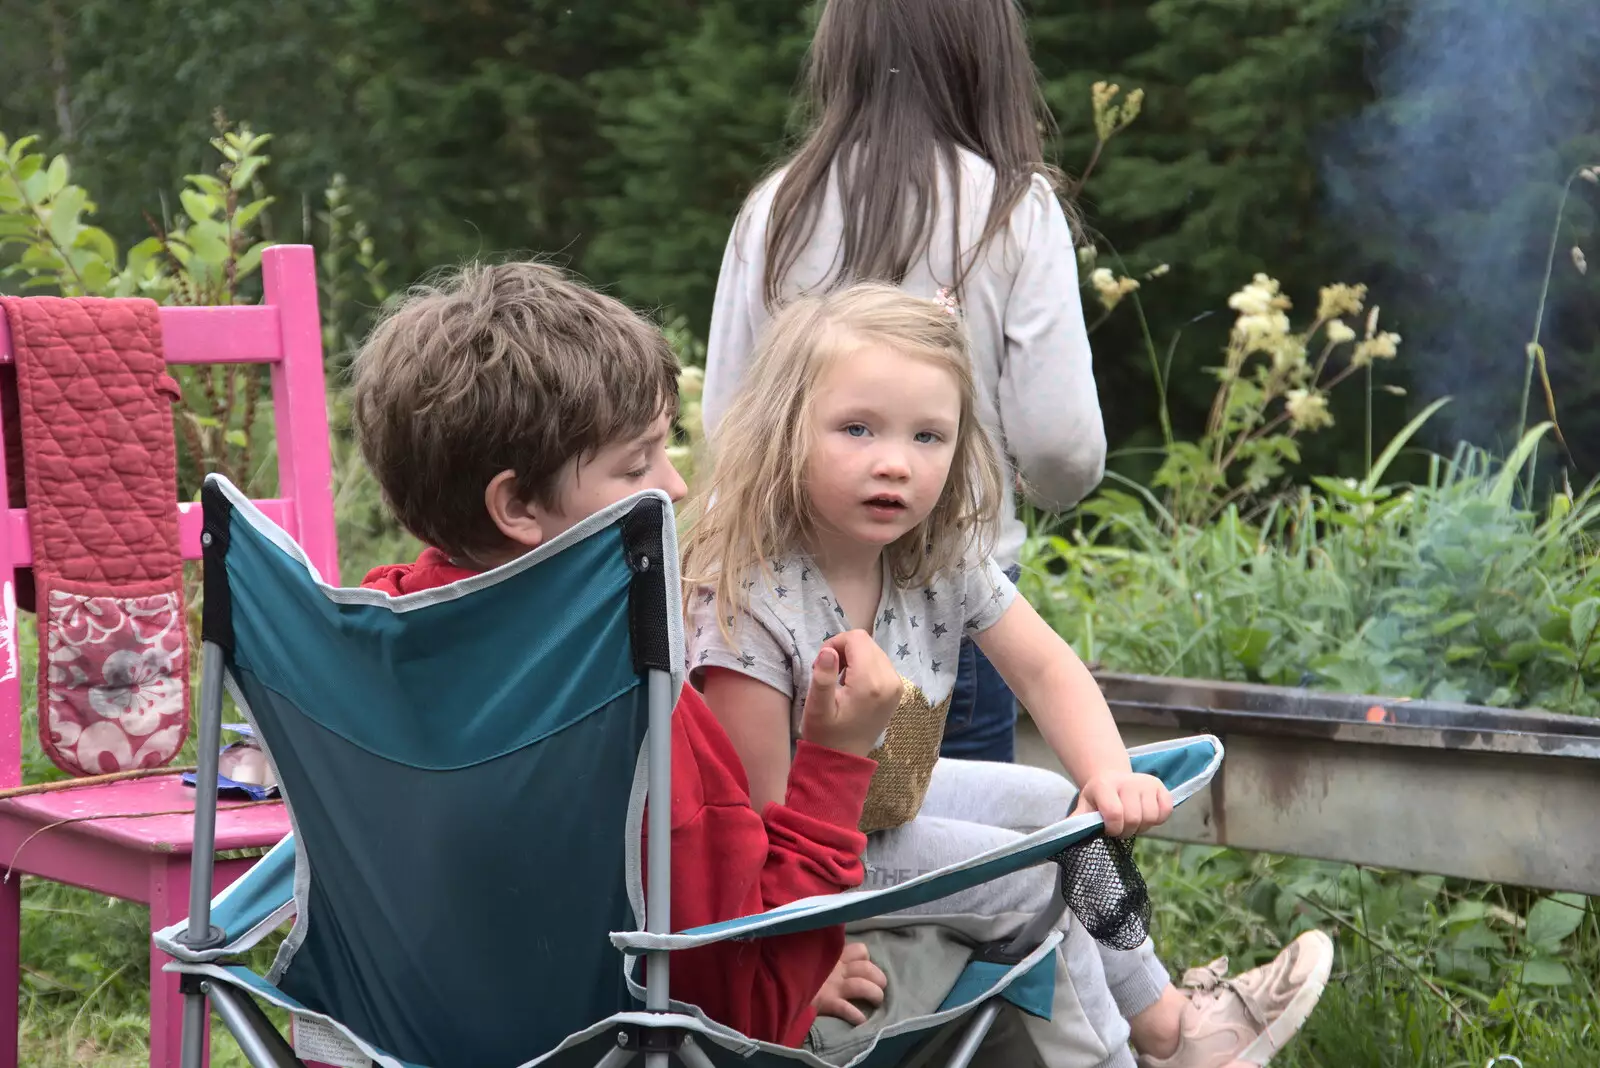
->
xmin=484 ymin=470 xmax=546 ymax=550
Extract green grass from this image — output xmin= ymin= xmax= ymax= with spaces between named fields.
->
xmin=1142 ymin=844 xmax=1600 ymax=1067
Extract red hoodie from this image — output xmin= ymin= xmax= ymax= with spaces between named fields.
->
xmin=363 ymin=549 xmax=874 ymax=1047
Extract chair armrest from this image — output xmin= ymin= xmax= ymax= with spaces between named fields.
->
xmin=613 ymin=734 xmax=1221 ymax=952
xmin=154 ymin=833 xmax=297 ymax=962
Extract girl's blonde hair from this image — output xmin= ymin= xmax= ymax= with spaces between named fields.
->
xmin=682 ymin=283 xmax=1004 ymax=627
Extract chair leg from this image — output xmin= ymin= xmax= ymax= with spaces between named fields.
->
xmin=151 ymin=857 xmax=207 ymax=1068
xmin=941 ymin=1000 xmax=1002 ymax=1068
xmin=0 ymin=874 xmax=18 ymax=1068
xmin=593 ymin=1047 xmax=635 ymax=1068
xmin=677 ymin=1035 xmax=717 ymax=1068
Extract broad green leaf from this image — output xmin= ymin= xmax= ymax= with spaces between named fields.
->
xmin=184 ymin=225 xmax=233 ymax=267
xmin=1434 ymin=948 xmax=1492 ymax=982
xmin=1225 ymin=625 xmax=1272 ymax=670
xmin=179 ymin=188 xmax=217 ymax=225
xmin=233 ymin=196 xmax=274 ymax=231
xmin=79 ymin=259 xmax=113 ymax=295
xmin=231 ymin=156 xmax=266 ymax=190
xmin=1519 ymin=958 xmax=1572 ymax=986
xmin=44 ymin=154 xmax=68 ymax=197
xmin=186 ymin=174 xmax=227 ymax=199
xmin=74 ymin=225 xmax=117 ymax=264
xmin=1571 ymin=599 xmax=1599 ymax=647
xmin=225 ymin=430 xmax=249 ymax=448
xmin=1501 ymin=640 xmax=1542 ymax=665
xmin=0 ymin=215 xmax=36 ymax=239
xmin=1452 ymin=921 xmax=1503 ymax=952
xmin=238 ymin=240 xmax=272 ymax=279
xmin=46 ymin=186 xmax=86 ymax=250
xmin=1429 ymin=611 xmax=1477 ymax=637
xmin=1526 ymin=893 xmax=1587 ymax=950
xmin=1311 ymin=476 xmax=1369 ymax=504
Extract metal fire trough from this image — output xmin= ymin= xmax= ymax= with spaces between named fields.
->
xmin=1016 ymin=673 xmax=1600 ymax=895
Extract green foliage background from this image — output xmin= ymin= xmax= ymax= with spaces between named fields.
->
xmin=4 ymin=0 xmax=1596 ymax=469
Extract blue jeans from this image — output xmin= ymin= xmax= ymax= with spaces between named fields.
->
xmin=941 ymin=566 xmax=1021 ymax=762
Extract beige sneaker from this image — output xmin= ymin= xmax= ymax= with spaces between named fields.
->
xmin=1135 ymin=930 xmax=1335 ymax=1068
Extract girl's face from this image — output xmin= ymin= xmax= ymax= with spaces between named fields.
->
xmin=804 ymin=342 xmax=961 ymax=557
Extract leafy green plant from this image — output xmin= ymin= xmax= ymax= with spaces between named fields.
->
xmin=1024 ymin=422 xmax=1600 ymax=714
xmin=1 ymin=120 xmax=277 ymax=494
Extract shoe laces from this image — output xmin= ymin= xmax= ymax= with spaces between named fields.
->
xmin=1179 ymin=956 xmax=1272 ymax=1033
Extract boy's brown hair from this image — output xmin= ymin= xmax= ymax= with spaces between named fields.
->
xmin=352 ymin=261 xmax=679 ymax=560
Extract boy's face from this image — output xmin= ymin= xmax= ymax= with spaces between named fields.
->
xmin=541 ymin=410 xmax=688 ymax=541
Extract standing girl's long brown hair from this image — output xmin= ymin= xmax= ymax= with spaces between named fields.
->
xmin=763 ymin=0 xmax=1069 ymax=308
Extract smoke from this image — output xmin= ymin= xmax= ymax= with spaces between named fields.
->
xmin=1323 ymin=0 xmax=1600 ymax=454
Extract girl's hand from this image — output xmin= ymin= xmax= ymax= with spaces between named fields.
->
xmin=799 ymin=630 xmax=901 ymax=758
xmin=1072 ymin=772 xmax=1173 ymax=838
xmin=811 ymin=942 xmax=887 ymax=1026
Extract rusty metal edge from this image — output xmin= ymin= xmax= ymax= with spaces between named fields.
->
xmin=1095 ymin=672 xmax=1600 ymax=761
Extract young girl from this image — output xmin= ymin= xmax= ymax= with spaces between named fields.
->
xmin=686 ymin=288 xmax=1331 ymax=1068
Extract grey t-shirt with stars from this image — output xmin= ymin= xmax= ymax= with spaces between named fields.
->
xmin=686 ymin=554 xmax=1018 ymax=832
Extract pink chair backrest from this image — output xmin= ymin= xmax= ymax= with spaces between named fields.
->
xmin=0 ymin=244 xmax=339 ymax=787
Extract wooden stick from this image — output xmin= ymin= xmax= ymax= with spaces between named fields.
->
xmin=3 ymin=801 xmax=278 ymax=882
xmin=0 ymin=765 xmax=199 ymax=801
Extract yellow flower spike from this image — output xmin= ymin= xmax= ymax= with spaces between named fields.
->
xmin=1316 ymin=283 xmax=1367 ymax=321
xmin=1581 ymin=167 xmax=1599 ymax=184
xmin=1228 ymin=275 xmax=1289 ymax=318
xmin=1146 ymin=263 xmax=1170 ymax=278
xmin=1119 ymin=88 xmax=1145 ymax=130
xmin=1351 ymin=331 xmax=1401 ymax=368
xmin=1365 ymin=305 xmax=1381 ymax=339
xmin=1270 ymin=336 xmax=1308 ymax=376
xmin=1285 ymin=389 xmax=1334 ymax=432
xmin=1325 ymin=319 xmax=1357 ymax=345
xmin=1089 ymin=268 xmax=1139 ymax=311
xmin=1091 ymin=82 xmax=1128 ymax=141
xmin=1572 ymin=246 xmax=1588 ymax=275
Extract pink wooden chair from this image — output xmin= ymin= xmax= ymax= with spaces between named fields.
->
xmin=0 ymin=245 xmax=337 ymax=1068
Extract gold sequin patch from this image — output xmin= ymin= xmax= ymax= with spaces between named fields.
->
xmin=859 ymin=677 xmax=951 ymax=833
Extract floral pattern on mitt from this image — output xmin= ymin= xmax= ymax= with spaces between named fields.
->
xmin=42 ymin=589 xmax=188 ymax=775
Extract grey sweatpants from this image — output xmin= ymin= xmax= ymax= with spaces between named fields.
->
xmin=863 ymin=759 xmax=1172 ymax=1067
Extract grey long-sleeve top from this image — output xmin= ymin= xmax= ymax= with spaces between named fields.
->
xmin=703 ymin=149 xmax=1105 ymax=569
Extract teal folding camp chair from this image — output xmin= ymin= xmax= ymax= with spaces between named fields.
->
xmin=156 ymin=474 xmax=1223 ymax=1068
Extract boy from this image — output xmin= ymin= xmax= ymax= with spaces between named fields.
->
xmin=351 ymin=261 xmax=899 ymax=1047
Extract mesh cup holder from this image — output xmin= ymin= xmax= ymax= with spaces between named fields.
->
xmin=1050 ymin=833 xmax=1152 ymax=951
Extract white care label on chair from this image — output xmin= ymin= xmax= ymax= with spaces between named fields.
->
xmin=292 ymin=1016 xmax=373 ymax=1067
